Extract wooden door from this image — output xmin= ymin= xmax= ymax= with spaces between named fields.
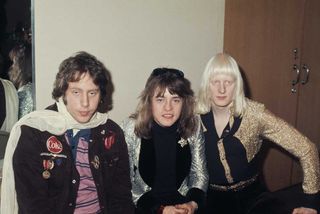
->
xmin=291 ymin=0 xmax=320 ymax=184
xmin=296 ymin=0 xmax=320 ymax=146
xmin=224 ymin=0 xmax=306 ymax=191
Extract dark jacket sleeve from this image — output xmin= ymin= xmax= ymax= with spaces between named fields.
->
xmin=105 ymin=122 xmax=135 ymax=214
xmin=186 ymin=188 xmax=206 ymax=213
xmin=13 ymin=126 xmax=56 ymax=214
xmin=300 ymin=192 xmax=320 ymax=211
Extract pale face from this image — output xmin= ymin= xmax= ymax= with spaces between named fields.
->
xmin=209 ymin=74 xmax=236 ymax=109
xmin=64 ymin=72 xmax=101 ymax=123
xmin=151 ymin=88 xmax=183 ymax=127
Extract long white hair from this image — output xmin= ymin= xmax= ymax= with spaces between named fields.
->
xmin=197 ymin=53 xmax=247 ymax=116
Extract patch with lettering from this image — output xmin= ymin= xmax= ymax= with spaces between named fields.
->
xmin=46 ymin=136 xmax=63 ymax=154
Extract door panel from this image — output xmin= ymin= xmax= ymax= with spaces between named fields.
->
xmin=224 ymin=0 xmax=307 ymax=191
xmin=296 ymin=0 xmax=320 ymax=147
xmin=291 ymin=0 xmax=320 ymax=185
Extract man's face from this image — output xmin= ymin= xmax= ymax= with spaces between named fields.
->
xmin=209 ymin=74 xmax=236 ymax=109
xmin=151 ymin=88 xmax=183 ymax=127
xmin=64 ymin=72 xmax=101 ymax=123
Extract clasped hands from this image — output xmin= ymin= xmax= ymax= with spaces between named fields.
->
xmin=162 ymin=201 xmax=198 ymax=214
xmin=292 ymin=207 xmax=317 ymax=214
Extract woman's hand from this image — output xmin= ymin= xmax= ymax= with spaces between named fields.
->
xmin=175 ymin=201 xmax=198 ymax=214
xmin=292 ymin=207 xmax=317 ymax=214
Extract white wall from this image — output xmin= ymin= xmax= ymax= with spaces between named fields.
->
xmin=34 ymin=0 xmax=225 ymax=123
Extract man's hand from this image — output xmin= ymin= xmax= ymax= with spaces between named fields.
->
xmin=175 ymin=201 xmax=198 ymax=214
xmin=292 ymin=207 xmax=317 ymax=214
xmin=162 ymin=205 xmax=188 ymax=214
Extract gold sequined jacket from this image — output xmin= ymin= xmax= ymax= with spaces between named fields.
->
xmin=201 ymin=99 xmax=320 ymax=194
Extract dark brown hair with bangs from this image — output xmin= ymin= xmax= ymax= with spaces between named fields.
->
xmin=132 ymin=68 xmax=196 ymax=139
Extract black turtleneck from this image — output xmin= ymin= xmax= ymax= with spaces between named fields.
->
xmin=152 ymin=120 xmax=179 ymax=202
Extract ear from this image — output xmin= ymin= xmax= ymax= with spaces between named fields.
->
xmin=62 ymin=96 xmax=67 ymax=105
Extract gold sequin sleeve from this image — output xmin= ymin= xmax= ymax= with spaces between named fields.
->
xmin=259 ymin=107 xmax=320 ymax=194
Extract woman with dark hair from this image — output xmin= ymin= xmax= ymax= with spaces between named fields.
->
xmin=121 ymin=68 xmax=208 ymax=214
xmin=8 ymin=42 xmax=33 ymax=118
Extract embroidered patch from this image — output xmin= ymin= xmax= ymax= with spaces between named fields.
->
xmin=104 ymin=132 xmax=116 ymax=150
xmin=46 ymin=136 xmax=63 ymax=154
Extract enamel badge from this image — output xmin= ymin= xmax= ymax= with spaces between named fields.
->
xmin=91 ymin=155 xmax=100 ymax=169
xmin=42 ymin=170 xmax=51 ymax=179
xmin=46 ymin=136 xmax=63 ymax=154
xmin=43 ymin=159 xmax=54 ymax=170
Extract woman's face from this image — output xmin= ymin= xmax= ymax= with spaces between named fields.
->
xmin=151 ymin=87 xmax=183 ymax=127
xmin=209 ymin=73 xmax=236 ymax=109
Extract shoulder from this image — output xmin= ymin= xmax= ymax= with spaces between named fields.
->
xmin=120 ymin=117 xmax=136 ymax=134
xmin=16 ymin=125 xmax=51 ymax=153
xmin=106 ymin=118 xmax=122 ymax=130
xmin=187 ymin=115 xmax=203 ymax=143
xmin=244 ymin=98 xmax=266 ymax=115
xmin=0 ymin=78 xmax=16 ymax=91
xmin=18 ymin=85 xmax=32 ymax=97
xmin=119 ymin=117 xmax=139 ymax=147
xmin=96 ymin=118 xmax=124 ymax=137
xmin=19 ymin=124 xmax=41 ymax=137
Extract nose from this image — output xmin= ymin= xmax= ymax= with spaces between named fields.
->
xmin=164 ymin=100 xmax=172 ymax=111
xmin=81 ymin=94 xmax=89 ymax=107
xmin=218 ymin=83 xmax=226 ymax=94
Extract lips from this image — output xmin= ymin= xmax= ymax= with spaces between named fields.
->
xmin=162 ymin=114 xmax=174 ymax=119
xmin=216 ymin=96 xmax=227 ymax=100
xmin=79 ymin=111 xmax=90 ymax=117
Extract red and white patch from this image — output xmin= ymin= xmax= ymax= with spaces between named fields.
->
xmin=104 ymin=132 xmax=116 ymax=150
xmin=46 ymin=136 xmax=63 ymax=154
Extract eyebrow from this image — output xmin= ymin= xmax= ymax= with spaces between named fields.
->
xmin=154 ymin=94 xmax=181 ymax=98
xmin=69 ymin=87 xmax=100 ymax=92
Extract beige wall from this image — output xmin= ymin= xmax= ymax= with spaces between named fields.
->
xmin=34 ymin=0 xmax=225 ymax=123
